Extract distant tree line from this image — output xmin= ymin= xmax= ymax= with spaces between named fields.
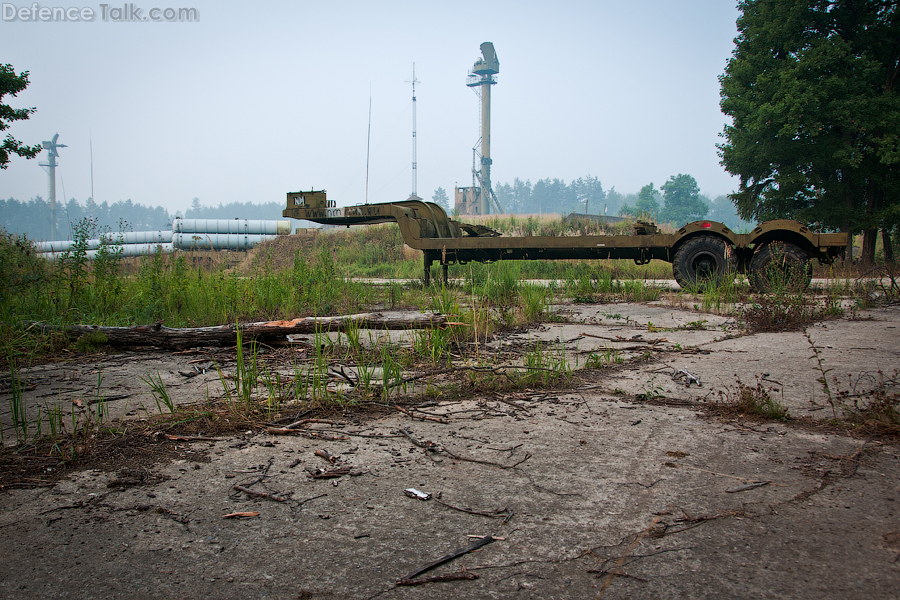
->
xmin=493 ymin=175 xmax=607 ymax=216
xmin=0 ymin=196 xmax=172 ymax=241
xmin=448 ymin=173 xmax=753 ymax=231
xmin=184 ymin=197 xmax=286 ymax=220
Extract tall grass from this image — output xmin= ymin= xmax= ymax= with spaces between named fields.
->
xmin=1 ymin=230 xmax=381 ymax=331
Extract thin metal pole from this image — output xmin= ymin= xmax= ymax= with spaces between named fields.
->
xmin=365 ymin=88 xmax=372 ymax=204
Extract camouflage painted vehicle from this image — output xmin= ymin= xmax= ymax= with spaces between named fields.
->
xmin=284 ymin=191 xmax=848 ymax=292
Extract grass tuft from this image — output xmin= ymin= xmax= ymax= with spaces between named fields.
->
xmin=714 ymin=378 xmax=790 ymax=420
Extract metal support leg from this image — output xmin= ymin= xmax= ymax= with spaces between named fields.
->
xmin=424 ymin=254 xmax=432 ymax=286
xmin=442 ymin=264 xmax=448 ymax=286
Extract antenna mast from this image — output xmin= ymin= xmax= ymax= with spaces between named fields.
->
xmin=365 ymin=88 xmax=372 ymax=204
xmin=407 ymin=64 xmax=420 ymax=199
xmin=90 ymin=132 xmax=95 ymax=221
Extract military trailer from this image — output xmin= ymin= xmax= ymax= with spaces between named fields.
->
xmin=284 ymin=191 xmax=849 ymax=292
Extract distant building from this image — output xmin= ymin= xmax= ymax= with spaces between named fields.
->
xmin=455 ymin=186 xmax=481 ymax=215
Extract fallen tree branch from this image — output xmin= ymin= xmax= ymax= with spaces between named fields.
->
xmin=26 ymin=312 xmax=450 ymax=349
xmin=394 ymin=405 xmax=450 ymax=424
xmin=265 ymin=427 xmax=349 ymax=441
xmin=399 ymin=427 xmax=531 ymax=469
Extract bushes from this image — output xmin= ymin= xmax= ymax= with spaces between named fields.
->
xmin=0 ymin=229 xmax=47 ymax=310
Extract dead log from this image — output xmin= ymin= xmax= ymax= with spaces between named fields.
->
xmin=26 ymin=312 xmax=450 ymax=349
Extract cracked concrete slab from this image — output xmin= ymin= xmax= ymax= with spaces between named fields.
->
xmin=1 ymin=301 xmax=899 ymax=599
xmin=1 ymin=393 xmax=898 ymax=599
xmin=598 ymin=305 xmax=900 ymax=420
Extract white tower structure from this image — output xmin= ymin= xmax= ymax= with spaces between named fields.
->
xmin=40 ymin=133 xmax=67 ymax=241
xmin=466 ymin=42 xmax=501 ymax=215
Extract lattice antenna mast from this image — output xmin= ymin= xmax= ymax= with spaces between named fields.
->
xmin=406 ymin=64 xmax=420 ymax=198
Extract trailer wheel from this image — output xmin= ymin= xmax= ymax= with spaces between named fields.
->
xmin=749 ymin=242 xmax=812 ymax=292
xmin=672 ymin=235 xmax=735 ymax=291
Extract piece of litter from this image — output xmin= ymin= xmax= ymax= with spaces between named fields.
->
xmin=672 ymin=368 xmax=701 ymax=387
xmin=404 ymin=488 xmax=431 ymax=501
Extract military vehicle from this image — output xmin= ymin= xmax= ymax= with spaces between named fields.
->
xmin=284 ymin=191 xmax=849 ymax=292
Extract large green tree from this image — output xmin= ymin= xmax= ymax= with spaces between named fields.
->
xmin=0 ymin=64 xmax=41 ymax=170
xmin=719 ymin=0 xmax=900 ymax=262
xmin=660 ymin=174 xmax=709 ymax=225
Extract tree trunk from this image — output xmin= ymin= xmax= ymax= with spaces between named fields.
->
xmin=27 ymin=312 xmax=453 ymax=350
xmin=861 ymin=228 xmax=877 ymax=265
xmin=860 ymin=229 xmax=878 ymax=265
xmin=884 ymin=228 xmax=895 ymax=263
xmin=842 ymin=188 xmax=854 ymax=264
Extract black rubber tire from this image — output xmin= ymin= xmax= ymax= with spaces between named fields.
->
xmin=749 ymin=242 xmax=812 ymax=292
xmin=672 ymin=235 xmax=735 ymax=291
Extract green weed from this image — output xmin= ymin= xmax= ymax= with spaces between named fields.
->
xmin=715 ymin=378 xmax=789 ymax=420
xmin=742 ymin=292 xmax=840 ymax=333
xmin=831 ymin=370 xmax=900 ymax=433
xmin=522 ymin=342 xmax=571 ymax=387
xmin=6 ymin=354 xmax=27 ymax=443
xmin=141 ymin=371 xmax=175 ymax=414
xmin=584 ymin=346 xmax=623 ymax=368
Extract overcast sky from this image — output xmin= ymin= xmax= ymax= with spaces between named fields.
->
xmin=2 ymin=0 xmax=741 ymax=216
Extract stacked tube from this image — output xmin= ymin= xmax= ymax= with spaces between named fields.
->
xmin=37 ymin=218 xmax=292 ymax=260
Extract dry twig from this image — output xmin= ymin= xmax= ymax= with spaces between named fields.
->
xmin=233 ymin=485 xmax=286 ymax=502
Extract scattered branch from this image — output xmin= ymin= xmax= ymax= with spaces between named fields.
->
xmin=233 ymin=485 xmax=286 ymax=502
xmin=401 ymin=536 xmax=496 ymax=581
xmin=396 ymin=569 xmax=478 ymax=586
xmin=433 ymin=497 xmax=510 ymax=519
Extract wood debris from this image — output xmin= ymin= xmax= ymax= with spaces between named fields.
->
xmin=401 ymin=536 xmax=496 ymax=582
xmin=233 ymin=485 xmax=286 ymax=502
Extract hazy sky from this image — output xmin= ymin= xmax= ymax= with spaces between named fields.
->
xmin=2 ymin=0 xmax=741 ymax=215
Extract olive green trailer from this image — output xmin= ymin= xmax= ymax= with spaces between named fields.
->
xmin=284 ymin=191 xmax=848 ymax=291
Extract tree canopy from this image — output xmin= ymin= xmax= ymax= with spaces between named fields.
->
xmin=0 ymin=64 xmax=41 ymax=170
xmin=660 ymin=174 xmax=709 ymax=225
xmin=619 ymin=183 xmax=661 ymax=219
xmin=718 ymin=0 xmax=900 ymax=262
